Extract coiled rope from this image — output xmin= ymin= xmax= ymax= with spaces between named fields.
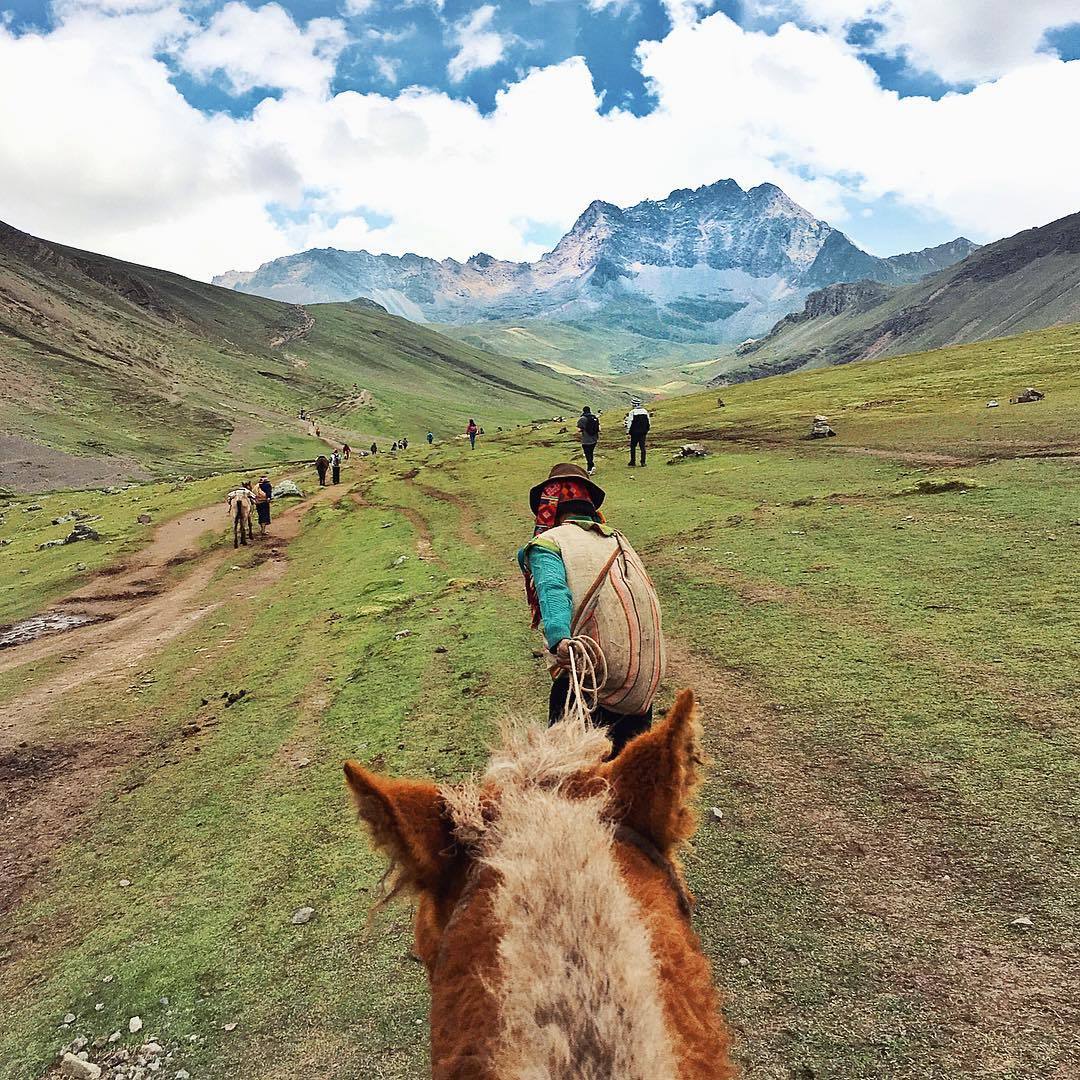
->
xmin=561 ymin=635 xmax=609 ymax=725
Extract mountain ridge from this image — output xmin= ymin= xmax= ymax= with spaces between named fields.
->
xmin=213 ymin=180 xmax=977 ymax=361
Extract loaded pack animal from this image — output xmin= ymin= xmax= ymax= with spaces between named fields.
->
xmin=345 ymin=690 xmax=734 ymax=1079
xmin=226 ymin=485 xmax=255 ymax=548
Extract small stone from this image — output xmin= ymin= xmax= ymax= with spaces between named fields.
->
xmin=291 ymin=906 xmax=316 ymax=925
xmin=95 ymin=1003 xmax=104 ymax=1011
xmin=1009 ymin=916 xmax=1034 ymax=930
xmin=710 ymin=807 xmax=723 ymax=821
xmin=142 ymin=1042 xmax=163 ymax=1055
xmin=381 ymin=522 xmax=393 ymax=528
xmin=393 ymin=629 xmax=412 ymax=640
xmin=129 ymin=1016 xmax=143 ymax=1033
xmin=64 ymin=1013 xmax=77 ymax=1024
xmin=176 ymin=1071 xmax=190 ymax=1079
xmin=391 ymin=555 xmax=408 ymax=567
xmin=137 ymin=515 xmax=152 ymax=524
xmin=223 ymin=1022 xmax=238 ymax=1032
xmin=119 ymin=879 xmax=131 ymax=888
xmin=102 ymin=975 xmax=115 ymax=984
xmin=59 ymin=1053 xmax=101 ymax=1079
xmin=71 ymin=1037 xmax=89 ymax=1051
xmin=158 ymin=997 xmax=169 ymax=1006
xmin=738 ymin=957 xmax=750 ymax=968
xmin=434 ymin=645 xmax=448 ymax=654
xmin=109 ymin=1032 xmax=122 ymax=1043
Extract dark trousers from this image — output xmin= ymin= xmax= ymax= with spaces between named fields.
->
xmin=549 ymin=676 xmax=652 ymax=758
xmin=332 ymin=466 xmax=340 ymax=484
xmin=583 ymin=442 xmax=596 ymax=470
xmin=629 ymin=432 xmax=647 ymax=465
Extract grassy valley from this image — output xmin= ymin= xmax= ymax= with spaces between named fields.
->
xmin=0 ymin=222 xmax=610 ymax=491
xmin=1 ymin=320 xmax=1077 ymax=1079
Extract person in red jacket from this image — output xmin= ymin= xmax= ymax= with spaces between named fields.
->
xmin=466 ymin=418 xmax=479 ymax=448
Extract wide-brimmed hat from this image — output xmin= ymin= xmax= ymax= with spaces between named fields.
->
xmin=529 ymin=462 xmax=606 ymax=513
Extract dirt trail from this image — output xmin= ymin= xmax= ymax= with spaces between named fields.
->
xmin=664 ymin=640 xmax=1077 ymax=1078
xmin=0 ymin=474 xmax=350 ymax=917
xmin=0 ymin=479 xmax=345 ymax=742
xmin=401 ymin=469 xmax=493 ymax=553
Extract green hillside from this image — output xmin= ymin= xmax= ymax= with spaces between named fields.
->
xmin=0 ymin=221 xmax=611 ymax=490
xmin=734 ymin=210 xmax=1080 ymax=381
xmin=1 ymin=321 xmax=1076 ymax=1080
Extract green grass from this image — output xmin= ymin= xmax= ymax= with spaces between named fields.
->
xmin=1 ymin=322 xmax=1078 ymax=1078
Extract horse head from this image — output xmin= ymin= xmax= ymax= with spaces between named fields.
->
xmin=345 ymin=689 xmax=734 ymax=1080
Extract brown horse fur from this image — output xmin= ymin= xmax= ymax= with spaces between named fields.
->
xmin=226 ymin=486 xmax=255 ymax=548
xmin=344 ymin=690 xmax=735 ymax=1079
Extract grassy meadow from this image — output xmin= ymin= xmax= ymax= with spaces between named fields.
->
xmin=1 ymin=323 xmax=1078 ymax=1079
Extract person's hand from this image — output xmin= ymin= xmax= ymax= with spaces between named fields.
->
xmin=553 ymin=638 xmax=572 ymax=669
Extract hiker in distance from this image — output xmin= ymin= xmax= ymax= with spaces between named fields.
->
xmin=315 ymin=453 xmax=329 ymax=486
xmin=518 ymin=463 xmax=666 ymax=758
xmin=342 ymin=443 xmax=351 ymax=461
xmin=255 ymin=475 xmax=272 ymax=535
xmin=577 ymin=405 xmax=600 ymax=474
xmin=370 ymin=441 xmax=378 ymax=455
xmin=466 ymin=418 xmax=479 ymax=448
xmin=427 ymin=431 xmax=434 ymax=445
xmin=625 ymin=396 xmax=651 ymax=467
xmin=331 ymin=449 xmax=341 ymax=484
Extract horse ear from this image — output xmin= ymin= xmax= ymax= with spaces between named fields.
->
xmin=344 ymin=761 xmax=453 ymax=893
xmin=601 ymin=689 xmax=704 ymax=852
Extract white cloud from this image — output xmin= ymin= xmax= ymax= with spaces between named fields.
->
xmin=661 ymin=0 xmax=715 ymax=29
xmin=373 ymin=54 xmax=399 ymax=83
xmin=341 ymin=0 xmax=375 ymax=15
xmin=3 ymin=6 xmax=1080 ymax=283
xmin=180 ymin=2 xmax=349 ymax=96
xmin=447 ymin=4 xmax=508 ymax=82
xmin=750 ymin=1 xmax=1080 ymax=82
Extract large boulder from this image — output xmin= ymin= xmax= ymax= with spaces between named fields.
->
xmin=273 ymin=479 xmax=303 ymax=498
xmin=1012 ymin=387 xmax=1045 ymax=404
xmin=808 ymin=416 xmax=837 ymax=439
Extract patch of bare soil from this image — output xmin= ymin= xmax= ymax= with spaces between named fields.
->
xmin=666 ymin=640 xmax=1079 ymax=1079
xmin=0 ymin=478 xmax=350 ymax=917
xmin=0 ymin=434 xmax=149 ymax=493
xmin=401 ymin=471 xmax=495 ymax=554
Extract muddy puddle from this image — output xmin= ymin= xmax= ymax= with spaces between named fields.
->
xmin=0 ymin=611 xmax=108 ymax=648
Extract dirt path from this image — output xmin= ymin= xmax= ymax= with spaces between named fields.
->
xmin=0 ymin=474 xmax=351 ymax=916
xmin=400 ymin=468 xmax=492 ymax=553
xmin=664 ymin=639 xmax=1078 ymax=1078
xmin=0 ymin=480 xmax=345 ymax=742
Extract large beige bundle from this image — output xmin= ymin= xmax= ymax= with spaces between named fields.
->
xmin=541 ymin=523 xmax=666 ymax=716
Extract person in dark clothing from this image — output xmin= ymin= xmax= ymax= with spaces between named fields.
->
xmin=316 ymin=454 xmax=329 ymax=485
xmin=427 ymin=431 xmax=434 ymax=444
xmin=370 ymin=442 xmax=378 ymax=455
xmin=576 ymin=406 xmax=600 ymax=474
xmin=331 ymin=450 xmax=341 ymax=484
xmin=624 ymin=397 xmax=651 ymax=467
xmin=342 ymin=443 xmax=351 ymax=461
xmin=255 ymin=476 xmax=272 ymax=533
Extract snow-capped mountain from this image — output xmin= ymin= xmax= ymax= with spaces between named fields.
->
xmin=214 ymin=180 xmax=977 ymax=346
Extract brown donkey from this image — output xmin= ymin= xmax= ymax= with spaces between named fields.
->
xmin=345 ymin=690 xmax=735 ymax=1079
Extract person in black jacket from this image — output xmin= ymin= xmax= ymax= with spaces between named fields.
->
xmin=624 ymin=397 xmax=651 ymax=467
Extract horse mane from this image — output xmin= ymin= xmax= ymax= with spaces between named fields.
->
xmin=441 ymin=717 xmax=679 ymax=1080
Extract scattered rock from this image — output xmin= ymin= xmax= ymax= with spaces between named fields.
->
xmin=272 ymin=479 xmax=303 ymax=498
xmin=1009 ymin=915 xmax=1034 ymax=930
xmin=738 ymin=957 xmax=750 ymax=968
xmin=142 ymin=1042 xmax=164 ymax=1055
xmin=63 ymin=1013 xmax=77 ymax=1024
xmin=24 ymin=503 xmax=43 ymax=512
xmin=1011 ymin=387 xmax=1045 ymax=404
xmin=59 ymin=1053 xmax=101 ymax=1079
xmin=807 ymin=416 xmax=837 ymax=439
xmin=986 ymin=399 xmax=999 ymax=408
xmin=64 ymin=523 xmax=101 ymax=544
xmin=137 ymin=514 xmax=152 ymax=524
xmin=71 ymin=1037 xmax=89 ymax=1051
xmin=176 ymin=1072 xmax=190 ymax=1079
xmin=904 ymin=477 xmax=980 ymax=496
xmin=119 ymin=879 xmax=132 ymax=888
xmin=394 ymin=629 xmax=412 ymax=640
xmin=381 ymin=521 xmax=393 ymax=528
xmin=129 ymin=1016 xmax=143 ymax=1033
xmin=291 ymin=906 xmax=316 ymax=925
xmin=75 ymin=562 xmax=87 ymax=571
xmin=391 ymin=555 xmax=408 ymax=567
xmin=710 ymin=807 xmax=723 ymax=821
xmin=108 ymin=1032 xmax=122 ymax=1044
xmin=102 ymin=975 xmax=115 ymax=984
xmin=434 ymin=645 xmax=448 ymax=654
xmin=667 ymin=443 xmax=709 ymax=464
xmin=716 ymin=398 xmax=725 ymax=407
xmin=224 ymin=689 xmax=247 ymax=708
xmin=223 ymin=1022 xmax=237 ymax=1033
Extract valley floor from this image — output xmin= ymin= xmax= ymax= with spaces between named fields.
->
xmin=1 ymin=332 xmax=1078 ymax=1079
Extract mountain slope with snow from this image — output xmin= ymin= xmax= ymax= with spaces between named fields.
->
xmin=215 ymin=181 xmax=976 ymax=359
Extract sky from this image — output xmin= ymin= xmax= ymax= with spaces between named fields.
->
xmin=2 ymin=0 xmax=1080 ymax=280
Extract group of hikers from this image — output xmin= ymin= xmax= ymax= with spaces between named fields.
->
xmin=289 ymin=400 xmax=662 ymax=756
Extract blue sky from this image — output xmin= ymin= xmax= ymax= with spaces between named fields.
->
xmin=2 ymin=0 xmax=1079 ymax=278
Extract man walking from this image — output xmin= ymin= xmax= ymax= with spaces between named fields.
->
xmin=330 ymin=449 xmax=341 ymax=484
xmin=576 ymin=406 xmax=600 ymax=474
xmin=625 ymin=397 xmax=651 ymax=467
xmin=518 ymin=463 xmax=666 ymax=757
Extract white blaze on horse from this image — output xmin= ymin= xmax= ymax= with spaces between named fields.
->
xmin=345 ymin=690 xmax=735 ymax=1079
xmin=226 ymin=486 xmax=256 ymax=548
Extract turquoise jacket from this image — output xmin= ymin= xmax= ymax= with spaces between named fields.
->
xmin=518 ymin=517 xmax=611 ymax=650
